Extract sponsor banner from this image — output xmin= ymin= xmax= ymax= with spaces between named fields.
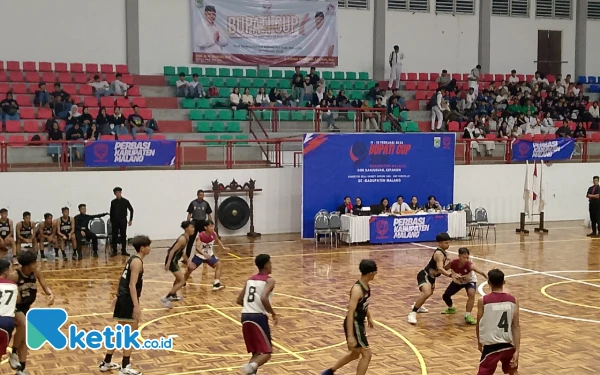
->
xmin=369 ymin=214 xmax=449 ymax=244
xmin=511 ymin=138 xmax=575 ymax=161
xmin=85 ymin=141 xmax=176 ymax=167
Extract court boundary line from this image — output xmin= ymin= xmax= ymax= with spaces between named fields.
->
xmin=540 ymin=278 xmax=600 ymax=310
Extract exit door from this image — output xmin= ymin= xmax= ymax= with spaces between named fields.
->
xmin=537 ymin=30 xmax=562 ymax=76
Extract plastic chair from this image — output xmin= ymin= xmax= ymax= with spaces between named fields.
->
xmin=328 ymin=212 xmax=349 ymax=247
xmin=474 ymin=207 xmax=496 ymax=240
xmin=314 ymin=211 xmax=332 ymax=248
xmin=89 ymin=218 xmax=109 ymax=253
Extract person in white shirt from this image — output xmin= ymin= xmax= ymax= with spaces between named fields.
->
xmin=508 ymin=70 xmax=519 ymax=86
xmin=524 ymin=111 xmax=540 ymax=135
xmin=255 ymin=87 xmax=269 ymax=107
xmin=465 ymin=87 xmax=476 ymax=110
xmin=230 ymin=87 xmax=241 ymax=109
xmin=241 ymin=88 xmax=253 ymax=109
xmin=88 ymin=74 xmax=111 ymax=101
xmin=111 ymin=73 xmax=130 ymax=96
xmin=573 ymin=84 xmax=581 ymax=96
xmin=176 ymin=73 xmax=189 ymax=97
xmin=430 ymin=88 xmax=445 ymax=131
xmin=300 ymin=12 xmax=336 ymax=60
xmin=530 ymin=71 xmax=542 ymax=86
xmin=540 ymin=112 xmax=555 ymax=135
xmin=588 ymin=101 xmax=600 ymax=129
xmin=468 ymin=65 xmax=481 ymax=96
xmin=188 ymin=74 xmax=205 ymax=98
xmin=388 ymin=45 xmax=404 ymax=90
xmin=391 ymin=196 xmax=410 ymax=214
xmin=194 ymin=5 xmax=229 ymax=53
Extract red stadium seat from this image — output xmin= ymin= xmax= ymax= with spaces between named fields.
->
xmin=116 ymin=97 xmax=130 ymax=107
xmin=11 ymin=84 xmax=28 ymax=94
xmin=152 ymin=133 xmax=166 ymax=140
xmin=430 ymin=72 xmax=439 ymax=81
xmin=405 ymin=81 xmax=416 ymax=90
xmin=568 ymin=121 xmax=576 ymax=130
xmin=407 ymin=73 xmax=417 ymax=81
xmin=5 ymin=120 xmax=21 ymax=133
xmin=416 ymin=82 xmax=427 ymax=91
xmin=418 ymin=73 xmax=429 ymax=81
xmin=15 ymin=95 xmax=31 ymax=106
xmin=0 ymin=84 xmax=9 ymax=94
xmin=554 ymin=121 xmax=563 ymax=128
xmin=101 ymin=64 xmax=114 ymax=74
xmin=540 ymin=91 xmax=548 ymax=99
xmin=100 ymin=97 xmax=115 ymax=108
xmin=25 ymin=72 xmax=40 ymax=83
xmin=41 ymin=72 xmax=57 ymax=84
xmin=57 ymin=120 xmax=66 ymax=131
xmin=9 ymin=72 xmax=24 ymax=82
xmin=127 ymin=87 xmax=140 ymax=96
xmin=122 ymin=108 xmax=134 ymax=118
xmin=546 ymin=75 xmax=555 ymax=83
xmin=104 ymin=74 xmax=116 ymax=83
xmin=62 ymin=84 xmax=77 ymax=95
xmin=485 ymin=134 xmax=496 ymax=140
xmin=100 ymin=135 xmax=115 ymax=141
xmin=425 ymin=91 xmax=435 ymax=99
xmin=481 ymin=74 xmax=493 ymax=82
xmin=57 ymin=72 xmax=72 ymax=83
xmin=73 ymin=73 xmax=88 ymax=84
xmin=533 ymin=134 xmax=544 ymax=141
xmin=70 ymin=63 xmax=84 ymax=73
xmin=462 ymin=74 xmax=470 ymax=81
xmin=520 ymin=134 xmax=533 ymax=140
xmin=7 ymin=61 xmax=20 ymax=71
xmin=591 ymin=133 xmax=600 ymax=140
xmin=23 ymin=62 xmax=37 ymax=72
xmin=89 ymin=108 xmax=99 ymax=118
xmin=517 ymin=74 xmax=525 ymax=81
xmin=452 ymin=73 xmax=461 ymax=81
xmin=84 ymin=96 xmax=98 ymax=107
xmin=135 ymin=134 xmax=149 ymax=140
xmin=55 ymin=62 xmax=68 ymax=73
xmin=494 ymin=74 xmax=504 ymax=82
xmin=8 ymin=135 xmax=26 ymax=147
xmin=526 ymin=74 xmax=534 ymax=82
xmin=39 ymin=62 xmax=52 ymax=72
xmin=405 ymin=100 xmax=419 ymax=111
xmin=23 ymin=120 xmax=40 ymax=133
xmin=122 ymin=75 xmax=134 ymax=85
xmin=448 ymin=121 xmax=460 ymax=132
xmin=0 ymin=72 xmax=7 ymax=82
xmin=85 ymin=64 xmax=99 ymax=73
xmin=116 ymin=65 xmax=129 ymax=74
xmin=37 ymin=108 xmax=53 ymax=119
xmin=415 ymin=91 xmax=426 ymax=100
xmin=118 ymin=134 xmax=133 ymax=141
xmin=0 ymin=61 xmax=4 ymax=71
xmin=0 ymin=135 xmax=5 ymax=142
xmin=429 ymin=82 xmax=439 ymax=90
xmin=106 ymin=107 xmax=114 ymax=116
xmin=79 ymin=85 xmax=93 ymax=96
xmin=545 ymin=133 xmax=556 ymax=140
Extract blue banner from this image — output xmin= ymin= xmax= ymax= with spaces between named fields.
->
xmin=369 ymin=214 xmax=449 ymax=244
xmin=85 ymin=141 xmax=176 ymax=167
xmin=302 ymin=133 xmax=455 ymax=238
xmin=511 ymin=138 xmax=575 ymax=161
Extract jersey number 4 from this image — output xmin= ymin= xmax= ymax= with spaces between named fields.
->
xmin=0 ymin=290 xmax=14 ymax=305
xmin=247 ymin=286 xmax=257 ymax=302
xmin=497 ymin=311 xmax=509 ymax=333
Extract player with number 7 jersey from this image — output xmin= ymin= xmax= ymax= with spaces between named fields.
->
xmin=236 ymin=254 xmax=278 ymax=375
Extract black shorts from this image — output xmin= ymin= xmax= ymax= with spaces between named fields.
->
xmin=417 ymin=269 xmax=437 ymax=288
xmin=113 ymin=295 xmax=135 ymax=321
xmin=343 ymin=318 xmax=368 ymax=349
xmin=194 ymin=219 xmax=208 ymax=231
xmin=0 ymin=233 xmax=8 ymax=240
xmin=168 ymin=260 xmax=180 ymax=273
xmin=16 ymin=303 xmax=32 ymax=315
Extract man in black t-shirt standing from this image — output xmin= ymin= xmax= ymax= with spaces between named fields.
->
xmin=291 ymin=66 xmax=305 ymax=105
xmin=110 ymin=187 xmax=134 ymax=256
xmin=586 ymin=176 xmax=600 ymax=237
xmin=185 ymin=189 xmax=213 ymax=259
xmin=128 ymin=105 xmax=153 ymax=139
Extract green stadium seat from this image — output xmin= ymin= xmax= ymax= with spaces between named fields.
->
xmin=200 ymin=77 xmax=210 ymax=86
xmin=235 ymin=134 xmax=249 ymax=145
xmin=382 ymin=121 xmax=392 ymax=132
xmin=197 ymin=99 xmax=211 ymax=109
xmin=232 ymin=68 xmax=244 ymax=77
xmin=233 ymin=110 xmax=247 ymax=120
xmin=239 ymin=78 xmax=251 ymax=88
xmin=400 ymin=111 xmax=409 ymax=121
xmin=219 ymin=68 xmax=231 ymax=77
xmin=322 ymin=71 xmax=333 ymax=80
xmin=346 ymin=72 xmax=357 ymax=80
xmin=182 ymin=99 xmax=196 ymax=109
xmin=197 ymin=122 xmax=211 ymax=132
xmin=347 ymin=111 xmax=356 ymax=121
xmin=305 ymin=111 xmax=314 ymax=121
xmin=245 ymin=69 xmax=257 ymax=78
xmin=359 ymin=72 xmax=369 ymax=80
xmin=271 ymin=70 xmax=283 ymax=78
xmin=291 ymin=111 xmax=304 ymax=121
xmin=177 ymin=66 xmax=189 ymax=75
xmin=220 ymin=135 xmax=234 ymax=142
xmin=278 ymin=80 xmax=291 ymax=89
xmin=225 ymin=78 xmax=237 ymax=87
xmin=252 ymin=79 xmax=265 ymax=88
xmin=227 ymin=121 xmax=241 ymax=132
xmin=212 ymin=121 xmax=225 ymax=132
xmin=265 ymin=79 xmax=277 ymax=88
xmin=262 ymin=110 xmax=272 ymax=120
xmin=169 ymin=76 xmax=178 ymax=86
xmin=354 ymin=81 xmax=367 ymax=90
xmin=258 ymin=69 xmax=270 ymax=78
xmin=279 ymin=110 xmax=291 ymax=121
xmin=329 ymin=81 xmax=341 ymax=90
xmin=342 ymin=82 xmax=353 ymax=90
xmin=218 ymin=90 xmax=230 ymax=99
xmin=185 ymin=76 xmax=193 ymax=82
xmin=284 ymin=70 xmax=294 ymax=78
xmin=204 ymin=110 xmax=218 ymax=120
xmin=351 ymin=91 xmax=364 ymax=100
xmin=218 ymin=110 xmax=233 ymax=120
xmin=205 ymin=134 xmax=219 ymax=145
xmin=190 ymin=110 xmax=203 ymax=120
xmin=164 ymin=66 xmax=176 ymax=76
xmin=250 ymin=88 xmax=258 ymax=97
xmin=205 ymin=67 xmax=217 ymax=76
xmin=191 ymin=67 xmax=203 ymax=76
xmin=334 ymin=71 xmax=345 ymax=80
xmin=406 ymin=121 xmax=419 ymax=132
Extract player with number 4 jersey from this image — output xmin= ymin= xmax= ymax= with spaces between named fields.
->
xmin=476 ymin=269 xmax=520 ymax=375
xmin=0 ymin=259 xmax=19 ymax=359
xmin=236 ymin=254 xmax=278 ymax=375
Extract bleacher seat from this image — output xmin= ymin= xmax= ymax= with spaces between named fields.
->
xmin=12 ymin=84 xmax=27 ymax=94
xmin=23 ymin=121 xmax=39 ymax=133
xmin=70 ymin=63 xmax=84 ymax=73
xmin=116 ymin=64 xmax=129 ymax=74
xmin=39 ymin=62 xmax=52 ymax=72
xmin=407 ymin=73 xmax=417 ymax=81
xmin=0 ymin=84 xmax=8 ymax=94
xmin=212 ymin=122 xmax=225 ymax=132
xmin=79 ymin=85 xmax=93 ymax=96
xmin=5 ymin=120 xmax=21 ymax=133
xmin=41 ymin=72 xmax=56 ymax=83
xmin=7 ymin=61 xmax=20 ymax=71
xmin=139 ymin=109 xmax=152 ymax=119
xmin=23 ymin=62 xmax=36 ymax=72
xmin=37 ymin=108 xmax=53 ymax=119
xmin=25 ymin=72 xmax=40 ymax=83
xmin=100 ymin=97 xmax=115 ymax=107
xmin=85 ymin=64 xmax=99 ymax=74
xmin=118 ymin=134 xmax=133 ymax=141
xmin=578 ymin=76 xmax=586 ymax=84
xmin=100 ymin=135 xmax=115 ymax=141
xmin=10 ymin=72 xmax=24 ymax=82
xmin=58 ymin=72 xmax=72 ymax=83
xmin=448 ymin=121 xmax=460 ymax=132
xmin=0 ymin=72 xmax=7 ymax=82
xmin=588 ymin=77 xmax=597 ymax=84
xmin=182 ymin=99 xmax=195 ymax=109
xmin=84 ymin=97 xmax=98 ymax=107
xmin=153 ymin=134 xmax=166 ymax=140
xmin=74 ymin=73 xmax=87 ymax=84
xmin=8 ymin=135 xmax=26 ymax=146
xmin=54 ymin=62 xmax=68 ymax=73
xmin=16 ymin=95 xmax=31 ymax=106
xmin=116 ymin=97 xmax=130 ymax=107
xmin=101 ymin=64 xmax=114 ymax=74
xmin=20 ymin=108 xmax=35 ymax=119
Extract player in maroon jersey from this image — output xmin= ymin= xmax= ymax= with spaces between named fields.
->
xmin=441 ymin=247 xmax=488 ymax=324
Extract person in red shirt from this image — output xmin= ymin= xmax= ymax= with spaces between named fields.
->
xmin=441 ymin=247 xmax=488 ymax=324
xmin=187 ymin=220 xmax=229 ymax=291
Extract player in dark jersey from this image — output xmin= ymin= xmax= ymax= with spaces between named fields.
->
xmin=37 ymin=213 xmax=57 ymax=262
xmin=56 ymin=207 xmax=75 ymax=261
xmin=441 ymin=247 xmax=488 ymax=324
xmin=408 ymin=232 xmax=452 ymax=325
xmin=161 ymin=221 xmax=195 ymax=308
xmin=7 ymin=251 xmax=54 ymax=375
xmin=99 ymin=235 xmax=151 ymax=375
xmin=0 ymin=209 xmax=15 ymax=261
xmin=15 ymin=211 xmax=36 ymax=256
xmin=0 ymin=259 xmax=19 ymax=360
xmin=321 ymin=259 xmax=377 ymax=375
xmin=476 ymin=269 xmax=520 ymax=375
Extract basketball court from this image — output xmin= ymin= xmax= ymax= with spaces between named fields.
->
xmin=11 ymin=221 xmax=599 ymax=374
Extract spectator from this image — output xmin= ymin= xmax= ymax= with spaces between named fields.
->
xmin=495 ymin=89 xmax=508 ymax=111
xmin=367 ymin=83 xmax=380 ymax=101
xmin=269 ymin=88 xmax=283 ymax=106
xmin=373 ymin=96 xmax=386 ymax=110
xmin=508 ymin=70 xmax=519 ymax=86
xmin=52 ymin=83 xmax=73 ymax=105
xmin=465 ymin=87 xmax=476 ymax=111
xmin=48 ymin=120 xmax=63 ymax=160
xmin=312 ymin=86 xmax=325 ymax=107
xmin=387 ymin=96 xmax=400 ymax=123
xmin=207 ymin=83 xmax=219 ymax=98
xmin=255 ymin=87 xmax=269 ymax=107
xmin=86 ymin=122 xmax=100 ymax=140
xmin=279 ymin=90 xmax=292 ymax=106
xmin=464 ymin=121 xmax=494 ymax=156
xmin=361 ymin=100 xmax=378 ymax=131
xmin=229 ymin=87 xmax=241 ymax=109
xmin=498 ymin=121 xmax=509 ymax=138
xmin=66 ymin=122 xmax=85 ymax=159
xmin=511 ymin=121 xmax=523 ymax=137
xmin=65 ymin=105 xmax=82 ymax=130
xmin=308 ymin=67 xmax=320 ymax=88
xmin=51 ymin=95 xmax=69 ymax=119
xmin=96 ymin=107 xmax=110 ymax=133
xmin=176 ymin=73 xmax=189 ymax=97
xmin=240 ymin=88 xmax=253 ymax=110
xmin=430 ymin=88 xmax=444 ymax=131
xmin=488 ymin=113 xmax=498 ymax=132
xmin=468 ymin=64 xmax=481 ymax=95
xmin=188 ymin=74 xmax=205 ymax=98
xmin=325 ymin=89 xmax=336 ymax=106
xmin=336 ymin=90 xmax=352 ymax=108
xmin=128 ymin=105 xmax=152 ymax=139
xmin=587 ymin=101 xmax=600 ymax=130
xmin=573 ymin=121 xmax=586 ymax=139
xmin=110 ymin=107 xmax=129 ymax=136
xmin=88 ymin=74 xmax=112 ymax=101
xmin=388 ymin=45 xmax=404 ymax=89
xmin=555 ymin=122 xmax=572 ymax=138
xmin=79 ymin=106 xmax=93 ymax=133
xmin=303 ymin=76 xmax=314 ymax=103
xmin=34 ymin=82 xmax=51 ymax=107
xmin=436 ymin=70 xmax=452 ymax=90
xmin=541 ymin=112 xmax=555 ymax=134
xmin=111 ymin=73 xmax=131 ymax=96
xmin=573 ymin=83 xmax=583 ymax=96
xmin=530 ymin=71 xmax=541 ymax=86
xmin=320 ymin=99 xmax=337 ymax=131
xmin=291 ymin=67 xmax=305 ymax=104
xmin=0 ymin=92 xmax=19 ymax=122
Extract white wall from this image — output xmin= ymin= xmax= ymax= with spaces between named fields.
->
xmin=1 ymin=168 xmax=301 ymax=240
xmin=385 ymin=10 xmax=479 ymax=75
xmin=0 ymin=0 xmax=127 ymax=65
xmin=586 ymin=20 xmax=600 ymax=76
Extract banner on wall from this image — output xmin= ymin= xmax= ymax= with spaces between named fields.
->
xmin=190 ymin=0 xmax=338 ymax=66
xmin=85 ymin=141 xmax=176 ymax=167
xmin=369 ymin=214 xmax=449 ymax=244
xmin=301 ymin=133 xmax=456 ymax=238
xmin=511 ymin=139 xmax=575 ymax=161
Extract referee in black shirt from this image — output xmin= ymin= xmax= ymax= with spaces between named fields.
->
xmin=587 ymin=176 xmax=600 ymax=237
xmin=110 ymin=187 xmax=134 ymax=256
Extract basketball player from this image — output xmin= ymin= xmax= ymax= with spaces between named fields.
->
xmin=188 ymin=220 xmax=228 ymax=291
xmin=0 ymin=209 xmax=15 ymax=259
xmin=15 ymin=212 xmax=36 ymax=256
xmin=37 ymin=213 xmax=57 ymax=262
xmin=321 ymin=259 xmax=377 ymax=375
xmin=161 ymin=221 xmax=195 ymax=308
xmin=0 ymin=259 xmax=19 ymax=360
xmin=476 ymin=269 xmax=520 ymax=375
xmin=56 ymin=207 xmax=75 ymax=261
xmin=408 ymin=232 xmax=452 ymax=325
xmin=7 ymin=251 xmax=55 ymax=375
xmin=441 ymin=247 xmax=488 ymax=324
xmin=99 ymin=235 xmax=151 ymax=375
xmin=236 ymin=254 xmax=278 ymax=375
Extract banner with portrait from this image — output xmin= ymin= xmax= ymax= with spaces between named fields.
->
xmin=191 ymin=0 xmax=339 ymax=66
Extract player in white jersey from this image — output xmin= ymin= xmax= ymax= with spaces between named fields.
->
xmin=188 ymin=220 xmax=228 ymax=291
xmin=476 ymin=269 xmax=520 ymax=375
xmin=0 ymin=259 xmax=19 ymax=360
xmin=236 ymin=254 xmax=278 ymax=375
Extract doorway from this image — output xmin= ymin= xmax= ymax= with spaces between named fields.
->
xmin=537 ymin=30 xmax=562 ymax=76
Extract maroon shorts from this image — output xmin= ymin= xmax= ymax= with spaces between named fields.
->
xmin=241 ymin=313 xmax=272 ymax=354
xmin=0 ymin=316 xmax=15 ymax=357
xmin=477 ymin=344 xmax=518 ymax=375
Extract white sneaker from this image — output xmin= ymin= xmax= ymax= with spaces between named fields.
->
xmin=9 ymin=352 xmax=19 ymax=369
xmin=212 ymin=283 xmax=225 ymax=291
xmin=119 ymin=365 xmax=142 ymax=375
xmin=15 ymin=370 xmax=30 ymax=375
xmin=167 ymin=295 xmax=183 ymax=301
xmin=160 ymin=297 xmax=173 ymax=309
xmin=99 ymin=361 xmax=121 ymax=372
xmin=412 ymin=304 xmax=429 ymax=313
xmin=241 ymin=362 xmax=257 ymax=374
xmin=408 ymin=311 xmax=417 ymax=325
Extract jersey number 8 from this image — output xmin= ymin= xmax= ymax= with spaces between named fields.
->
xmin=247 ymin=286 xmax=257 ymax=302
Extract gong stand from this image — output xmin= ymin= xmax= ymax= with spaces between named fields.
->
xmin=210 ymin=179 xmax=262 ymax=238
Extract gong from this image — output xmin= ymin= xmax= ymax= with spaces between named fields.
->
xmin=218 ymin=196 xmax=250 ymax=230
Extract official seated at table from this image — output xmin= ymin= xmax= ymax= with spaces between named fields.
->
xmin=423 ymin=195 xmax=442 ymax=211
xmin=409 ymin=196 xmax=421 ymax=211
xmin=336 ymin=196 xmax=353 ymax=215
xmin=352 ymin=197 xmax=364 ymax=215
xmin=379 ymin=197 xmax=391 ymax=214
xmin=391 ymin=195 xmax=411 ymax=214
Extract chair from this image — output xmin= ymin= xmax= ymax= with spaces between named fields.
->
xmin=101 ymin=64 xmax=114 ymax=74
xmin=89 ymin=218 xmax=109 ymax=253
xmin=314 ymin=211 xmax=332 ymax=248
xmin=464 ymin=206 xmax=481 ymax=238
xmin=328 ymin=212 xmax=349 ymax=247
xmin=474 ymin=207 xmax=496 ymax=240
xmin=55 ymin=62 xmax=69 ymax=73
xmin=85 ymin=64 xmax=99 ymax=74
xmin=39 ymin=62 xmax=53 ymax=72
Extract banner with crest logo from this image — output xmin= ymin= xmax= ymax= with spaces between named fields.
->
xmin=369 ymin=214 xmax=449 ymax=244
xmin=511 ymin=138 xmax=575 ymax=161
xmin=85 ymin=141 xmax=176 ymax=167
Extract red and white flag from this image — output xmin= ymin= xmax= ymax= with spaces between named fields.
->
xmin=532 ymin=161 xmax=541 ymax=212
xmin=523 ymin=161 xmax=531 ymax=216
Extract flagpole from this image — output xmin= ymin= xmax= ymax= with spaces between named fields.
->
xmin=534 ymin=160 xmax=549 ymax=233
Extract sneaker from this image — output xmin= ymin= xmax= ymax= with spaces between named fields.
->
xmin=408 ymin=311 xmax=417 ymax=325
xmin=465 ymin=315 xmax=477 ymax=325
xmin=119 ymin=365 xmax=142 ymax=375
xmin=441 ymin=307 xmax=457 ymax=314
xmin=72 ymin=254 xmax=77 ymax=260
xmin=212 ymin=283 xmax=225 ymax=291
xmin=321 ymin=370 xmax=334 ymax=375
xmin=241 ymin=363 xmax=257 ymax=374
xmin=110 ymin=252 xmax=118 ymax=257
xmin=93 ymin=252 xmax=99 ymax=258
xmin=15 ymin=370 xmax=30 ymax=375
xmin=160 ymin=297 xmax=173 ymax=309
xmin=99 ymin=361 xmax=121 ymax=372
xmin=78 ymin=254 xmax=83 ymax=260
xmin=587 ymin=233 xmax=597 ymax=237
xmin=121 ymin=252 xmax=130 ymax=256
xmin=412 ymin=304 xmax=429 ymax=313
xmin=167 ymin=295 xmax=183 ymax=302
xmin=41 ymin=257 xmax=47 ymax=262
xmin=8 ymin=352 xmax=19 ymax=369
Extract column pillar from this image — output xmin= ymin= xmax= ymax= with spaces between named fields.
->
xmin=575 ymin=0 xmax=588 ymax=78
xmin=125 ymin=0 xmax=140 ymax=74
xmin=478 ymin=0 xmax=491 ymax=73
xmin=372 ymin=0 xmax=386 ymax=81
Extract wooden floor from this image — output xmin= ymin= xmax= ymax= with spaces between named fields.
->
xmin=9 ymin=221 xmax=600 ymax=375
